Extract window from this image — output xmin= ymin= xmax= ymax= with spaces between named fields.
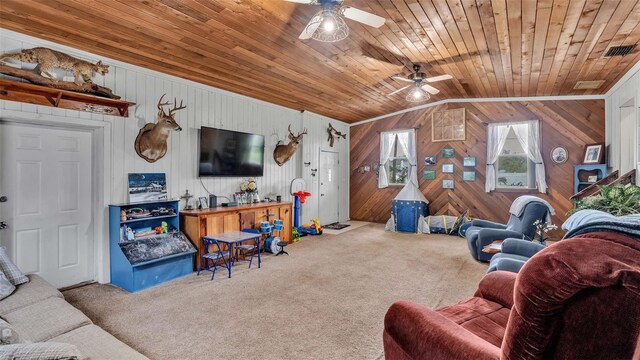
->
xmin=378 ymin=130 xmax=416 ymax=188
xmin=496 ymin=127 xmax=536 ymax=189
xmin=486 ymin=121 xmax=546 ymax=193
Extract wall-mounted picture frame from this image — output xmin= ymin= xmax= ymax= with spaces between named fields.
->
xmin=462 ymin=156 xmax=476 ymax=167
xmin=550 ymin=146 xmax=568 ymax=164
xmin=198 ymin=196 xmax=209 ymax=209
xmin=423 ymin=170 xmax=436 ymax=180
xmin=442 ymin=163 xmax=454 ymax=173
xmin=442 ymin=179 xmax=455 ymax=189
xmin=441 ymin=148 xmax=455 ymax=158
xmin=582 ymin=143 xmax=605 ymax=164
xmin=463 ymin=171 xmax=476 ymax=181
xmin=432 ymin=108 xmax=466 ymax=142
xmin=128 ymin=173 xmax=167 ymax=203
xmin=424 ymin=156 xmax=437 ymax=166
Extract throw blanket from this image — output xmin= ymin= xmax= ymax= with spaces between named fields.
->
xmin=563 ymin=210 xmax=640 ymax=239
xmin=509 ymin=196 xmax=555 ymax=222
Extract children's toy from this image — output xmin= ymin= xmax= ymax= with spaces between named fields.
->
xmin=292 ymin=227 xmax=301 ymax=242
xmin=298 ymin=218 xmax=323 ymax=235
xmin=290 ymin=178 xmax=311 ymax=228
xmin=154 ymin=221 xmax=169 ymax=234
xmin=126 ymin=226 xmax=135 ymax=241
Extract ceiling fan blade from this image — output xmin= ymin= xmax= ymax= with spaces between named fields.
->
xmin=425 ymin=74 xmax=453 ymax=83
xmin=342 ymin=6 xmax=386 ymax=28
xmin=391 ymin=76 xmax=414 ymax=83
xmin=388 ymin=85 xmax=411 ymax=96
xmin=299 ymin=15 xmax=322 ymax=40
xmin=421 ymin=84 xmax=440 ymax=95
xmin=284 ymin=0 xmax=316 ymax=4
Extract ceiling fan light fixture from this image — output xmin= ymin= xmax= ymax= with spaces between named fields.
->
xmin=406 ymin=87 xmax=429 ymax=102
xmin=310 ymin=9 xmax=349 ymax=42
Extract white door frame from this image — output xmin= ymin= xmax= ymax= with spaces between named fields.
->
xmin=1 ymin=109 xmax=112 ymax=284
xmin=318 ymin=148 xmax=340 ymax=224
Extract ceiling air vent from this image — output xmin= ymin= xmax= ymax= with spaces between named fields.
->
xmin=574 ymin=80 xmax=606 ymax=90
xmin=605 ymin=45 xmax=636 ymax=57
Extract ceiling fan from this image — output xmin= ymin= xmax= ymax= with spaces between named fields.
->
xmin=285 ymin=0 xmax=386 ymax=43
xmin=389 ymin=64 xmax=453 ymax=102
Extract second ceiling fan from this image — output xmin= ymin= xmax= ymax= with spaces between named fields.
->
xmin=389 ymin=64 xmax=453 ymax=102
xmin=286 ymin=0 xmax=386 ymax=42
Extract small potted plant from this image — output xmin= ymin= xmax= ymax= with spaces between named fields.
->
xmin=533 ymin=220 xmax=557 ymax=245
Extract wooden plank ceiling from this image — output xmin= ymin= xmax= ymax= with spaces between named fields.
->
xmin=0 ymin=0 xmax=639 ymax=123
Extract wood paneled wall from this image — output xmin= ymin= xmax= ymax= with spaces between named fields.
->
xmin=350 ymin=100 xmax=605 ymax=230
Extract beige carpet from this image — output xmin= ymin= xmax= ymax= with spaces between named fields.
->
xmin=64 ymin=224 xmax=487 ymax=360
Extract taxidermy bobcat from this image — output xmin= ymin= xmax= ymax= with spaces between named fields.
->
xmin=0 ymin=47 xmax=109 ymax=85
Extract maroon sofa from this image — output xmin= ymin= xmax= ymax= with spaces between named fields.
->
xmin=383 ymin=231 xmax=640 ymax=360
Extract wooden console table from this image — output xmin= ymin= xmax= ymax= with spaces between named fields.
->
xmin=180 ymin=202 xmax=292 ymax=269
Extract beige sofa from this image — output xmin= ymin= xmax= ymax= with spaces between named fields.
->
xmin=0 ymin=274 xmax=148 ymax=360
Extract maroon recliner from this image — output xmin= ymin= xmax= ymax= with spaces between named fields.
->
xmin=383 ymin=231 xmax=640 ymax=360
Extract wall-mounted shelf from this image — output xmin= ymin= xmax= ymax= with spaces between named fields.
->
xmin=0 ymin=79 xmax=135 ymax=117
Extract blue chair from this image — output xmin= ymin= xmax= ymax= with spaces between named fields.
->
xmin=235 ymin=228 xmax=260 ymax=269
xmin=486 ymin=238 xmax=547 ymax=273
xmin=466 ymin=200 xmax=550 ymax=262
xmin=197 ymin=237 xmax=230 ymax=280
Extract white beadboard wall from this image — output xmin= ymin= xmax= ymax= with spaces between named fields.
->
xmin=0 ymin=29 xmax=350 ymax=281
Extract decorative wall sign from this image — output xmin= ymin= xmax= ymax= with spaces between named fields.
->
xmin=462 ymin=156 xmax=476 ymax=167
xmin=442 ymin=179 xmax=455 ymax=189
xmin=442 ymin=163 xmax=454 ymax=173
xmin=463 ymin=171 xmax=476 ymax=181
xmin=432 ymin=108 xmax=466 ymax=142
xmin=423 ymin=170 xmax=436 ymax=180
xmin=582 ymin=143 xmax=605 ymax=164
xmin=128 ymin=173 xmax=167 ymax=203
xmin=550 ymin=146 xmax=568 ymax=164
xmin=441 ymin=148 xmax=455 ymax=158
xmin=424 ymin=156 xmax=437 ymax=166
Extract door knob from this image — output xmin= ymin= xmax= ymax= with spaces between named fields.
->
xmin=0 ymin=222 xmax=7 ymax=230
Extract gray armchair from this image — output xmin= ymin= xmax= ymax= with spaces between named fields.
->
xmin=466 ymin=201 xmax=550 ymax=262
xmin=486 ymin=238 xmax=546 ymax=273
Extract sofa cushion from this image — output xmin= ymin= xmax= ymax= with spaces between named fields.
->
xmin=0 ymin=274 xmax=63 ymax=316
xmin=3 ymin=297 xmax=91 ymax=342
xmin=0 ymin=318 xmax=21 ymax=344
xmin=436 ymin=297 xmax=510 ymax=348
xmin=0 ymin=247 xmax=29 ymax=286
xmin=49 ymin=325 xmax=149 ymax=360
xmin=0 ymin=342 xmax=82 ymax=359
xmin=0 ymin=270 xmax=16 ymax=300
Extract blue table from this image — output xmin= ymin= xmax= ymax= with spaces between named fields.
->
xmin=203 ymin=231 xmax=261 ymax=278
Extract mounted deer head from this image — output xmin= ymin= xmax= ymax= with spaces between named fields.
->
xmin=327 ymin=123 xmax=346 ymax=147
xmin=134 ymin=94 xmax=186 ymax=163
xmin=273 ymin=125 xmax=308 ymax=166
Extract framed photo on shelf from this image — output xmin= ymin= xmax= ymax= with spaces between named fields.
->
xmin=423 ymin=170 xmax=436 ymax=180
xmin=442 ymin=163 xmax=454 ymax=173
xmin=462 ymin=156 xmax=476 ymax=167
xmin=128 ymin=173 xmax=167 ymax=203
xmin=463 ymin=171 xmax=476 ymax=181
xmin=198 ymin=197 xmax=209 ymax=209
xmin=442 ymin=179 xmax=455 ymax=189
xmin=424 ymin=156 xmax=437 ymax=166
xmin=441 ymin=148 xmax=455 ymax=158
xmin=582 ymin=143 xmax=605 ymax=164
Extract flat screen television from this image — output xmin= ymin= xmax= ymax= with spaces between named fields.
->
xmin=198 ymin=127 xmax=265 ymax=177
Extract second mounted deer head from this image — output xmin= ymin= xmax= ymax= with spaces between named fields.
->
xmin=327 ymin=123 xmax=346 ymax=147
xmin=273 ymin=125 xmax=308 ymax=166
xmin=134 ymin=94 xmax=186 ymax=163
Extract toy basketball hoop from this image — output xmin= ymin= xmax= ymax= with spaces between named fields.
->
xmin=293 ymin=191 xmax=311 ymax=204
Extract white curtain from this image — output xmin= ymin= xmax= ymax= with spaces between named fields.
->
xmin=396 ymin=129 xmax=418 ymax=186
xmin=378 ymin=131 xmax=395 ymax=188
xmin=485 ymin=124 xmax=510 ymax=192
xmin=512 ymin=121 xmax=547 ymax=193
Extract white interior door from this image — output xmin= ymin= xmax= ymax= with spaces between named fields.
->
xmin=619 ymin=105 xmax=636 ymax=174
xmin=319 ymin=150 xmax=339 ymax=225
xmin=0 ymin=123 xmax=94 ymax=288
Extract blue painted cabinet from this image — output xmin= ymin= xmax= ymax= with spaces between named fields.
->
xmin=108 ymin=200 xmax=195 ymax=292
xmin=574 ymin=164 xmax=608 ymax=194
